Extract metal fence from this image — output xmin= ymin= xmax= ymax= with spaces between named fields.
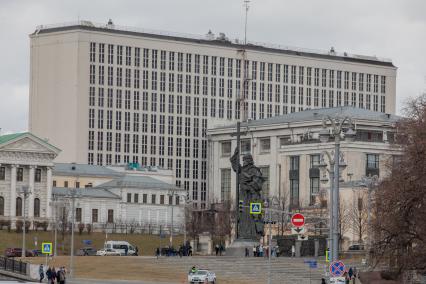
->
xmin=0 ymin=256 xmax=27 ymax=275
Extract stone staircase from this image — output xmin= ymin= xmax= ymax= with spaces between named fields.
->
xmin=155 ymin=256 xmax=328 ymax=284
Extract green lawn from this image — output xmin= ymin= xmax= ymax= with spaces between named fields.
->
xmin=0 ymin=230 xmax=183 ymax=256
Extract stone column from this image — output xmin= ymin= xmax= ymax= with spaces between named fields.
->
xmin=10 ymin=165 xmax=17 ymax=217
xmin=46 ymin=167 xmax=52 ymax=219
xmin=28 ymin=166 xmax=35 ymax=218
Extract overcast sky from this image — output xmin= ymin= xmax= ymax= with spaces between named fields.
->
xmin=1 ymin=0 xmax=425 ymax=133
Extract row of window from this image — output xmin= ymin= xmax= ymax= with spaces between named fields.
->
xmin=125 ymin=192 xmax=180 ymax=205
xmin=0 ymin=197 xmax=41 ymax=217
xmin=219 ymin=153 xmax=380 ymax=207
xmin=89 ymin=87 xmax=386 ymax=116
xmin=89 ymin=43 xmax=386 ymax=93
xmin=75 ymin=207 xmax=114 ymax=223
xmin=0 ymin=167 xmax=43 ymax=182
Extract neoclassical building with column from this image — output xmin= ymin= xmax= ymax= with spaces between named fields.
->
xmin=0 ymin=132 xmax=60 ymax=227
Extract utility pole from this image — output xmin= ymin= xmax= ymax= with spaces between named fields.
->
xmin=64 ymin=187 xmax=81 ymax=278
xmin=21 ymin=186 xmax=31 ymax=260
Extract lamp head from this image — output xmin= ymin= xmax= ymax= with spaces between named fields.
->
xmin=319 ymin=128 xmax=330 ymax=143
xmin=344 ymin=127 xmax=356 ymax=142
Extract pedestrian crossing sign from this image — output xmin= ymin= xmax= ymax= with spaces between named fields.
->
xmin=250 ymin=202 xmax=262 ymax=214
xmin=42 ymin=242 xmax=52 ymax=254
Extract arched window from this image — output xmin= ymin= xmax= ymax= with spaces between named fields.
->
xmin=16 ymin=197 xmax=22 ymax=216
xmin=34 ymin=198 xmax=40 ymax=217
xmin=0 ymin=196 xmax=4 ymax=216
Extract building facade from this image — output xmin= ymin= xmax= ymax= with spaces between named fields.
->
xmin=207 ymin=107 xmax=402 ymax=245
xmin=0 ymin=132 xmax=60 ymax=226
xmin=52 ymin=163 xmax=185 ymax=233
xmin=29 ymin=20 xmax=397 ymax=208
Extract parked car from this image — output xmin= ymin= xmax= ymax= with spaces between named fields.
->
xmin=96 ymin=248 xmax=121 ymax=256
xmin=76 ymin=247 xmax=97 ymax=256
xmin=31 ymin=249 xmax=43 ymax=257
xmin=348 ymin=244 xmax=365 ymax=251
xmin=5 ymin=248 xmax=34 ymax=257
xmin=188 ymin=269 xmax=216 ymax=284
xmin=104 ymin=241 xmax=137 ymax=256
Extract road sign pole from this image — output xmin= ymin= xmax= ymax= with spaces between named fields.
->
xmin=267 ymin=207 xmax=272 ymax=284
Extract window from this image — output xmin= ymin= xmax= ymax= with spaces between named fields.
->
xmin=92 ymin=209 xmax=98 ymax=223
xmin=0 ymin=167 xmax=5 ymax=180
xmin=17 ymin=168 xmax=23 ymax=181
xmin=289 ymin=156 xmax=300 ymax=208
xmin=309 ymin=154 xmax=321 ymax=205
xmin=367 ymin=154 xmax=379 ymax=169
xmin=221 ymin=141 xmax=231 ymax=156
xmin=241 ymin=139 xmax=251 ymax=154
xmin=16 ymin=197 xmax=22 ymax=217
xmin=160 ymin=195 xmax=165 ymax=204
xmin=35 ymin=168 xmax=41 ymax=182
xmin=0 ymin=197 xmax=4 ymax=216
xmin=107 ymin=209 xmax=114 ymax=223
xmin=151 ymin=194 xmax=156 ymax=204
xmin=260 ymin=138 xmax=270 ymax=153
xmin=76 ymin=208 xmax=82 ymax=222
xmin=220 ymin=169 xmax=231 ymax=202
xmin=127 ymin=193 xmax=132 ymax=203
xmin=143 ymin=194 xmax=147 ymax=204
xmin=259 ymin=166 xmax=270 ymax=197
xmin=134 ymin=194 xmax=139 ymax=203
xmin=64 ymin=181 xmax=68 ymax=188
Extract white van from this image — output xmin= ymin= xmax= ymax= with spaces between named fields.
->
xmin=104 ymin=241 xmax=137 ymax=256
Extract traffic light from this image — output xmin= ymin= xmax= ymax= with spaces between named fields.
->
xmin=239 ymin=200 xmax=243 ymax=213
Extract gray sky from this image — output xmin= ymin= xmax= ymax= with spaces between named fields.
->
xmin=1 ymin=0 xmax=425 ymax=133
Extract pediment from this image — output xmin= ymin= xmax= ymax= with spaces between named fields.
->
xmin=0 ymin=136 xmax=58 ymax=155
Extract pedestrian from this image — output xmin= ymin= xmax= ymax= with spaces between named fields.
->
xmin=156 ymin=247 xmax=160 ymax=259
xmin=179 ymin=245 xmax=183 ymax=258
xmin=188 ymin=245 xmax=193 ymax=256
xmin=39 ymin=264 xmax=44 ymax=283
xmin=190 ymin=265 xmax=197 ymax=274
xmin=291 ymin=245 xmax=295 ymax=257
xmin=245 ymin=247 xmax=249 ymax=257
xmin=256 ymin=245 xmax=260 ymax=257
xmin=124 ymin=246 xmax=128 ymax=256
xmin=275 ymin=246 xmax=280 ymax=257
xmin=46 ymin=267 xmax=52 ymax=284
xmin=252 ymin=245 xmax=256 ymax=257
xmin=321 ymin=278 xmax=326 ymax=284
xmin=219 ymin=244 xmax=224 ymax=256
xmin=57 ymin=267 xmax=66 ymax=284
xmin=135 ymin=246 xmax=139 ymax=256
xmin=259 ymin=245 xmax=264 ymax=257
xmin=215 ymin=244 xmax=219 ymax=256
xmin=51 ymin=267 xmax=57 ymax=284
xmin=348 ymin=267 xmax=353 ymax=279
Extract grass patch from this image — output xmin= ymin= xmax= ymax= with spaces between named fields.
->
xmin=0 ymin=230 xmax=183 ymax=256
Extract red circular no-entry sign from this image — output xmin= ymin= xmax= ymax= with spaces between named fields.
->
xmin=291 ymin=213 xmax=305 ymax=227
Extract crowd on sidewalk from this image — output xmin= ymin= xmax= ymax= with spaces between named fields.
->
xmin=38 ymin=264 xmax=67 ymax=283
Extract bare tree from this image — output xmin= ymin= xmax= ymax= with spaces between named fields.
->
xmin=372 ymin=94 xmax=426 ymax=276
xmin=346 ymin=191 xmax=368 ymax=243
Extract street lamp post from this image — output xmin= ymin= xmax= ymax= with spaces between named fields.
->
xmin=63 ymin=188 xmax=81 ymax=278
xmin=20 ymin=186 xmax=31 ymax=259
xmin=168 ymin=189 xmax=179 ymax=248
xmin=361 ymin=175 xmax=379 ymax=268
xmin=318 ymin=115 xmax=356 ymax=261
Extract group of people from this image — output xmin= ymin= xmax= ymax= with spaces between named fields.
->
xmin=155 ymin=243 xmax=193 ymax=258
xmin=247 ymin=244 xmax=280 ymax=257
xmin=214 ymin=244 xmax=225 ymax=256
xmin=39 ymin=264 xmax=66 ymax=283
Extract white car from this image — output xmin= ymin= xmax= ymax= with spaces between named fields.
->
xmin=96 ymin=248 xmax=121 ymax=256
xmin=188 ymin=269 xmax=216 ymax=284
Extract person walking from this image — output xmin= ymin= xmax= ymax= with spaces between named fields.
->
xmin=156 ymin=247 xmax=160 ymax=259
xmin=321 ymin=278 xmax=326 ymax=284
xmin=50 ymin=267 xmax=57 ymax=284
xmin=39 ymin=264 xmax=44 ymax=283
xmin=245 ymin=247 xmax=249 ymax=257
xmin=215 ymin=244 xmax=219 ymax=256
xmin=57 ymin=267 xmax=66 ymax=284
xmin=348 ymin=267 xmax=354 ymax=280
xmin=219 ymin=244 xmax=224 ymax=256
xmin=252 ymin=245 xmax=256 ymax=257
xmin=291 ymin=245 xmax=296 ymax=257
xmin=259 ymin=245 xmax=264 ymax=257
xmin=124 ymin=246 xmax=128 ymax=256
xmin=46 ymin=267 xmax=52 ymax=284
